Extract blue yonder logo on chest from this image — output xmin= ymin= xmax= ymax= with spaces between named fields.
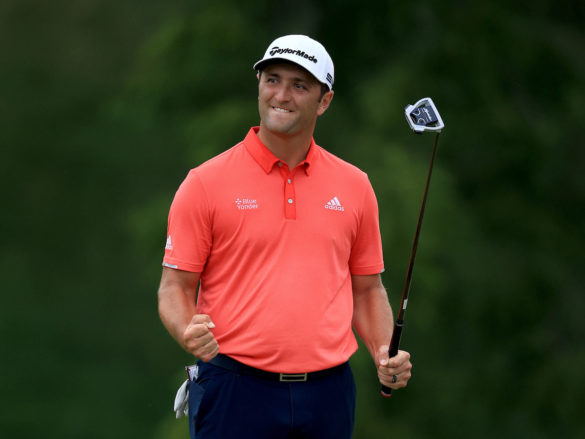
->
xmin=235 ymin=198 xmax=258 ymax=210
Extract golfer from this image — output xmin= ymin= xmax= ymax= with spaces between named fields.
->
xmin=158 ymin=34 xmax=412 ymax=439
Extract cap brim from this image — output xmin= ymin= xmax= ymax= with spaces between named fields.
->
xmin=253 ymin=57 xmax=301 ymax=71
xmin=252 ymin=58 xmax=330 ymax=89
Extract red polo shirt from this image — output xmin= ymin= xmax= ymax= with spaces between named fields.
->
xmin=163 ymin=127 xmax=384 ymax=372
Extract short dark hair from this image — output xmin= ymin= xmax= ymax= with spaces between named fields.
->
xmin=318 ymin=83 xmax=330 ymax=101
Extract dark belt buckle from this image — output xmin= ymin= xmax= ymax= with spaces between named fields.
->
xmin=279 ymin=373 xmax=308 ymax=382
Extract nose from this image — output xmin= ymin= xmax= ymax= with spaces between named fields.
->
xmin=274 ymin=83 xmax=292 ymax=102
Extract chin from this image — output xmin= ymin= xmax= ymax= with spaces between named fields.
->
xmin=263 ymin=119 xmax=296 ymax=135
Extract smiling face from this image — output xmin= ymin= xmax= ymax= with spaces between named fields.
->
xmin=257 ymin=63 xmax=333 ymax=138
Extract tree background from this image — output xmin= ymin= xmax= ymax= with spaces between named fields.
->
xmin=1 ymin=0 xmax=583 ymax=437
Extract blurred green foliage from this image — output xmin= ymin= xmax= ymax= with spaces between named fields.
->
xmin=1 ymin=0 xmax=583 ymax=438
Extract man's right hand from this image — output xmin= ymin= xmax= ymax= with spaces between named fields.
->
xmin=182 ymin=314 xmax=220 ymax=362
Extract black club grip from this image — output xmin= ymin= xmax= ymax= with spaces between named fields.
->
xmin=380 ymin=321 xmax=403 ymax=397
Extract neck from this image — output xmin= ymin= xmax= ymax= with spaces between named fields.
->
xmin=257 ymin=125 xmax=314 ymax=169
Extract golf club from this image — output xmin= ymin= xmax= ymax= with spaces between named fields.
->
xmin=381 ymin=97 xmax=445 ymax=397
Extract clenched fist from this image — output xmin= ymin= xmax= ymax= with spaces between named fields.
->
xmin=182 ymin=314 xmax=220 ymax=362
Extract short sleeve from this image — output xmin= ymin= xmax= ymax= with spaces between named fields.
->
xmin=162 ymin=170 xmax=212 ymax=272
xmin=348 ymin=176 xmax=385 ymax=275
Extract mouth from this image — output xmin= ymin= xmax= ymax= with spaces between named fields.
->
xmin=271 ymin=106 xmax=293 ymax=113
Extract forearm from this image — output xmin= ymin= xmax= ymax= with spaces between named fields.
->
xmin=352 ymin=280 xmax=393 ymax=360
xmin=159 ymin=286 xmax=196 ymax=346
xmin=157 ymin=269 xmax=200 ymax=349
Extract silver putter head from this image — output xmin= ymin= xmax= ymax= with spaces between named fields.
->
xmin=404 ymin=97 xmax=444 ymax=133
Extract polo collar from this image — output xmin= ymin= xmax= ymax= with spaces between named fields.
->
xmin=244 ymin=127 xmax=317 ymax=176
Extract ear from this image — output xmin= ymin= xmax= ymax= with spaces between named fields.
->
xmin=317 ymin=90 xmax=334 ymax=116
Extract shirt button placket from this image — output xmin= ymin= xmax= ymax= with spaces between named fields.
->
xmin=284 ymin=172 xmax=296 ymax=220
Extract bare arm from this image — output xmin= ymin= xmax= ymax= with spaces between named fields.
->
xmin=157 ymin=267 xmax=219 ymax=362
xmin=352 ymin=274 xmax=412 ymax=389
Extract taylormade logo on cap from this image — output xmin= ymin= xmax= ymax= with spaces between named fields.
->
xmin=253 ymin=35 xmax=334 ymax=90
xmin=269 ymin=46 xmax=318 ymax=63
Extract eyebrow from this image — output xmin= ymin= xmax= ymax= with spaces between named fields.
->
xmin=265 ymin=72 xmax=312 ymax=84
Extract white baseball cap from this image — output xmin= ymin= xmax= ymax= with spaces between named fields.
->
xmin=253 ymin=35 xmax=334 ymax=90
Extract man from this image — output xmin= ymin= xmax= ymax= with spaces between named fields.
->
xmin=158 ymin=34 xmax=412 ymax=439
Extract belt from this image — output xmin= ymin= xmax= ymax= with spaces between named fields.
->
xmin=209 ymin=354 xmax=347 ymax=382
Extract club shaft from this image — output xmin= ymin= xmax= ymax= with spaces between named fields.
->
xmin=381 ymin=133 xmax=440 ymax=398
xmin=397 ymin=132 xmax=439 ymax=321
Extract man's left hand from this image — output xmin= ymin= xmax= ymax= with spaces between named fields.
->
xmin=375 ymin=345 xmax=412 ymax=389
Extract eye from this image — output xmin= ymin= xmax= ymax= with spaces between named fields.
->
xmin=294 ymin=83 xmax=307 ymax=90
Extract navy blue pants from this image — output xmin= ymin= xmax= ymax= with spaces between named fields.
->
xmin=187 ymin=359 xmax=356 ymax=438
